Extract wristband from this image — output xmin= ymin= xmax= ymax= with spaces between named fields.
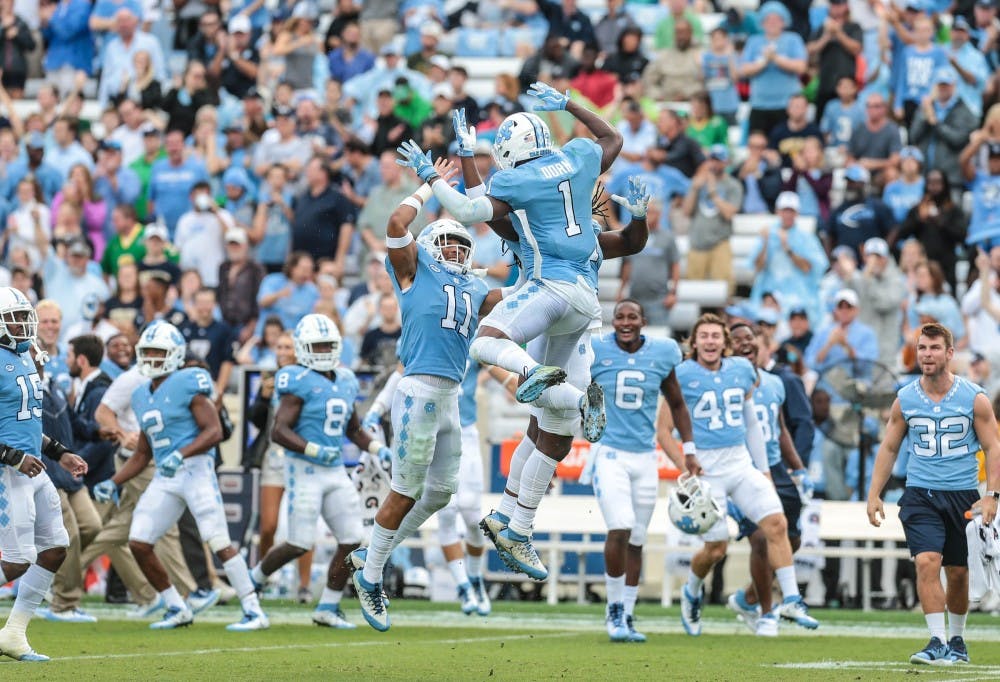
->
xmin=400 ymin=196 xmax=422 ymax=211
xmin=386 ymin=232 xmax=414 ymax=248
xmin=304 ymin=442 xmax=320 ymax=458
xmin=43 ymin=438 xmax=69 ymax=458
xmin=368 ymin=441 xmax=386 ymax=456
xmin=0 ymin=445 xmax=25 ymax=467
xmin=682 ymin=441 xmax=697 ymax=457
xmin=414 ymin=183 xmax=433 ymax=203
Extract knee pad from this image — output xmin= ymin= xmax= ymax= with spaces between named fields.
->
xmin=464 ymin=520 xmax=485 ymax=548
xmin=421 ymin=488 xmax=453 ymax=514
xmin=436 ymin=504 xmax=461 ymax=546
xmin=208 ymin=535 xmax=232 ymax=553
xmin=538 ymin=407 xmax=578 ymax=437
xmin=630 ymin=525 xmax=649 ymax=547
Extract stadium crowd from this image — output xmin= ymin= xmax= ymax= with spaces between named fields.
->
xmin=3 ymin=0 xmax=1000 ymax=612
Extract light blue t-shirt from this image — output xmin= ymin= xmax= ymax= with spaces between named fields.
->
xmin=702 ymin=52 xmax=740 ymax=115
xmin=131 ymin=367 xmax=213 ymax=467
xmin=969 ymin=171 xmax=1000 ymax=246
xmin=274 ymin=364 xmax=359 ymax=467
xmin=255 ymin=273 xmax=319 ymax=335
xmin=894 ymin=45 xmax=947 ymax=105
xmin=882 ymin=178 xmax=925 ymax=223
xmin=147 ymin=157 xmax=209 ymax=235
xmin=591 ymin=334 xmax=683 ymax=452
xmin=676 ymin=356 xmax=757 ymax=449
xmin=752 ymin=369 xmax=786 ymax=467
xmin=901 ymin=376 xmax=983 ymax=490
xmin=740 ymin=32 xmax=807 ymax=110
xmin=820 ymin=99 xmax=865 ymax=147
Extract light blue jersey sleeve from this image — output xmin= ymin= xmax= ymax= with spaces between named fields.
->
xmin=754 ymin=371 xmax=786 ymax=467
xmin=132 ymin=367 xmax=214 ymax=465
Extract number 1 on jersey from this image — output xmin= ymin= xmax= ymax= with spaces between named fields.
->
xmin=557 ymin=180 xmax=582 ymax=237
xmin=441 ymin=284 xmax=473 ymax=337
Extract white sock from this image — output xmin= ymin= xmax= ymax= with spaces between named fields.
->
xmin=3 ymin=565 xmax=54 ymax=636
xmin=948 ymin=611 xmax=967 ymax=639
xmin=161 ymin=585 xmax=185 ymax=611
xmin=508 ymin=449 xmax=559 ymax=536
xmin=363 ymin=522 xmax=396 ymax=585
xmin=470 ymin=336 xmax=538 ymax=376
xmin=685 ymin=572 xmax=704 ymax=596
xmin=498 ymin=435 xmax=534 ymax=518
xmin=623 ymin=585 xmax=639 ymax=616
xmin=251 ymin=563 xmax=266 ymax=585
xmin=466 ymin=553 xmax=484 ymax=578
xmin=320 ymin=587 xmax=343 ymax=608
xmin=535 ymin=383 xmax=584 ymax=410
xmin=926 ymin=612 xmax=946 ymax=641
xmin=605 ymin=573 xmax=625 ymax=605
xmin=775 ymin=566 xmax=800 ymax=600
xmin=223 ymin=555 xmax=256 ymax=599
xmin=447 ymin=558 xmax=469 ymax=587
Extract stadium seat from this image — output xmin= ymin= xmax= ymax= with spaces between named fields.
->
xmin=624 ymin=3 xmax=667 ymax=27
xmin=732 ymin=213 xmax=817 ymax=236
xmin=454 ymin=28 xmax=501 ymax=58
xmin=500 ymin=27 xmax=544 ymax=57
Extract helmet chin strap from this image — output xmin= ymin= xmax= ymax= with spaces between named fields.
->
xmin=31 ymin=339 xmax=49 ymax=365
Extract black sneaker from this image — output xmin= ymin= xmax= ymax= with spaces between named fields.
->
xmin=947 ymin=636 xmax=969 ymax=664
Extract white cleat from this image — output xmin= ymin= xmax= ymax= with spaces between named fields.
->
xmin=470 ymin=577 xmax=491 ymax=616
xmin=606 ymin=602 xmax=629 ymax=642
xmin=37 ymin=606 xmax=98 ymax=623
xmin=726 ymin=590 xmax=760 ymax=633
xmin=479 ymin=511 xmax=508 ymax=545
xmin=226 ymin=610 xmax=270 ymax=632
xmin=756 ymin=612 xmax=779 ymax=637
xmin=776 ymin=596 xmax=819 ymax=629
xmin=457 ymin=583 xmax=479 ymax=615
xmin=186 ymin=588 xmax=220 ymax=615
xmin=494 ymin=528 xmax=547 ymax=581
xmin=680 ymin=585 xmax=703 ymax=636
xmin=149 ymin=606 xmax=194 ymax=630
xmin=353 ymin=571 xmax=390 ymax=632
xmin=312 ymin=605 xmax=357 ymax=629
xmin=0 ymin=629 xmax=49 ymax=662
xmin=128 ymin=595 xmax=165 ymax=618
xmin=579 ymin=381 xmax=607 ymax=443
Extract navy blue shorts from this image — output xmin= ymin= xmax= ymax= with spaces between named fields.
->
xmin=732 ymin=464 xmax=803 ymax=540
xmin=898 ymin=487 xmax=980 ymax=566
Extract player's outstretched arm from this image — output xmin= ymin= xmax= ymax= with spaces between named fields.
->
xmin=452 ymin=109 xmax=519 ymax=242
xmin=867 ymin=398 xmax=906 ymax=526
xmin=527 ymin=81 xmax=622 ymax=172
xmin=661 ymin=371 xmax=700 ymax=475
xmin=973 ymin=392 xmax=1000 ymax=524
xmin=601 ymin=176 xmax=651 ymax=259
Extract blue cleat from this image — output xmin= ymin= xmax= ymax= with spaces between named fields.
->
xmin=187 ymin=587 xmax=220 ymax=615
xmin=494 ymin=528 xmax=547 ymax=581
xmin=681 ymin=585 xmax=703 ymax=636
xmin=347 ymin=547 xmax=367 ymax=572
xmin=515 ymin=365 xmax=566 ymax=404
xmin=128 ymin=595 xmax=165 ymax=619
xmin=457 ymin=583 xmax=479 ymax=615
xmin=625 ymin=615 xmax=646 ymax=643
xmin=910 ymin=637 xmax=952 ymax=665
xmin=353 ymin=572 xmax=390 ymax=632
xmin=606 ymin=602 xmax=629 ymax=642
xmin=776 ymin=595 xmax=819 ymax=629
xmin=37 ymin=607 xmax=97 ymax=623
xmin=579 ymin=381 xmax=606 ymax=443
xmin=727 ymin=589 xmax=760 ymax=633
xmin=947 ymin=636 xmax=969 ymax=664
xmin=470 ymin=576 xmax=491 ymax=616
xmin=479 ymin=511 xmax=509 ymax=545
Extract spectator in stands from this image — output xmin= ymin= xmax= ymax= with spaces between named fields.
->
xmin=518 ymin=34 xmax=579 ymax=91
xmin=42 ymin=237 xmax=111 ymax=339
xmin=137 ymin=221 xmax=180 ymax=285
xmin=655 ymin=0 xmax=703 ymax=49
xmin=781 ymin=307 xmax=813 ymax=357
xmin=209 ymin=14 xmax=260 ymax=100
xmin=903 ymin=259 xmax=966 ymax=345
xmin=48 ymin=116 xmax=94 ymax=181
xmin=357 ymin=150 xmax=425 ymax=259
xmin=739 ymin=2 xmax=808 ymax=136
xmin=749 ymin=191 xmax=829 ymax=323
xmin=328 ymin=20 xmax=374 ymax=83
xmin=273 ymin=15 xmax=322 ymax=91
xmin=571 ymin=45 xmax=617 ymax=108
xmin=407 ymin=21 xmax=444 ymax=74
xmin=948 ymin=16 xmax=989 ymax=118
xmin=735 ymin=130 xmax=783 ymax=213
xmin=339 ymin=138 xmax=381 ymax=209
xmin=649 ymin=108 xmax=704 ymax=178
xmin=820 ymin=76 xmax=864 ymax=152
xmin=253 ymin=105 xmax=311 ymax=181
xmin=686 ymin=92 xmax=728 ymax=153
xmin=218 ymin=229 xmax=264 ymax=341
xmin=822 ymin=165 xmax=896 ymax=258
xmin=291 ymin=157 xmax=354 ymax=272
xmin=602 ymin=27 xmax=647 ymax=84
xmin=961 ymin=131 xmax=1000 ymax=248
xmin=0 ymin=0 xmax=35 ymax=98
xmin=148 ymin=129 xmax=209 ymax=235
xmin=135 ymin=268 xmax=187 ymax=329
xmin=129 ymin=124 xmax=163 ymax=222
xmin=614 ymin=99 xmax=657 ymax=170
xmin=41 ymin=0 xmax=93 ymax=94
xmin=616 ymin=198 xmax=680 ymax=326
xmin=249 ymin=164 xmax=293 ymax=274
xmin=846 ymin=92 xmax=902 ymax=180
xmin=594 ymin=0 xmax=637 ymax=56
xmin=5 ymin=177 xmax=49 ymax=272
xmin=368 ymin=88 xmax=414 ymax=157
xmin=391 ymin=77 xmax=432 ymax=131
xmin=805 ymin=288 xmax=878 ymax=371
xmin=445 ymin=66 xmax=479 ymax=127
xmin=768 ymin=93 xmax=823 ymax=168
xmin=360 ymin=294 xmax=401 ymax=368
xmin=186 ymin=11 xmax=223 ymax=64
xmin=181 ymin=287 xmax=236 ymax=396
xmin=785 ymin=137 xmax=832 ymax=220
xmin=98 ymin=8 xmax=166 ymax=108
xmin=105 ymin=262 xmax=142 ymax=335
xmin=806 ymin=0 xmax=863 ymax=120
xmin=343 ymin=265 xmax=393 ymax=343
xmin=235 ymin=315 xmax=284 ymax=367
xmin=537 ymin=0 xmax=598 ymax=57
xmin=893 ymin=14 xmax=947 ymax=126
xmin=101 ymin=205 xmax=143 ymax=277
xmin=966 ymin=245 xmax=1000 ymax=361
xmin=54 ymin=164 xmax=107 ymax=257
xmin=845 ymin=237 xmax=906 ymax=368
xmin=896 ymin=169 xmax=967 ymax=293
xmin=701 ymin=28 xmax=740 ymax=125
xmin=909 ymin=67 xmax=978 ymax=190
xmin=882 ymin=146 xmax=925 ymax=224
xmin=221 ymin=167 xmax=254 ymax=231
xmin=162 ymin=61 xmax=219 ymax=137
xmin=643 ymin=19 xmax=703 ymax=103
xmin=6 ymin=132 xmax=61 ymax=203
xmin=93 ymin=139 xmax=140 ymax=233
xmin=174 ymin=181 xmax=232 ymax=289
xmin=682 ymin=146 xmax=743 ymax=293
xmin=257 ymin=250 xmax=318 ymax=333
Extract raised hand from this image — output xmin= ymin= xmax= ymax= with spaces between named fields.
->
xmin=396 ymin=139 xmax=438 ymax=182
xmin=610 ymin=176 xmax=650 ymax=219
xmin=527 ymin=81 xmax=569 ymax=111
xmin=452 ymin=109 xmax=476 ymax=158
xmin=433 ymin=157 xmax=461 ymax=186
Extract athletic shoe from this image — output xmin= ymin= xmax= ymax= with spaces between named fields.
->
xmin=187 ymin=588 xmax=220 ymax=615
xmin=625 ymin=615 xmax=646 ymax=643
xmin=776 ymin=595 xmax=819 ymax=629
xmin=756 ymin=612 xmax=779 ymax=637
xmin=579 ymin=381 xmax=607 ymax=443
xmin=947 ymin=636 xmax=969 ymax=664
xmin=347 ymin=547 xmax=367 ymax=572
xmin=606 ymin=602 xmax=629 ymax=642
xmin=910 ymin=637 xmax=953 ymax=665
xmin=353 ymin=571 xmax=390 ymax=632
xmin=494 ymin=528 xmax=547 ymax=580
xmin=127 ymin=595 xmax=165 ymax=618
xmin=680 ymin=585 xmax=703 ymax=636
xmin=457 ymin=583 xmax=479 ymax=615
xmin=0 ymin=629 xmax=49 ymax=662
xmin=479 ymin=511 xmax=509 ymax=544
xmin=37 ymin=606 xmax=97 ymax=623
xmin=727 ymin=590 xmax=760 ymax=633
xmin=470 ymin=576 xmax=491 ymax=616
xmin=515 ymin=365 xmax=567 ymax=403
xmin=313 ymin=605 xmax=357 ymax=629
xmin=226 ymin=610 xmax=270 ymax=632
xmin=149 ymin=606 xmax=194 ymax=630
xmin=297 ymin=587 xmax=313 ymax=604
xmin=215 ymin=583 xmax=237 ymax=604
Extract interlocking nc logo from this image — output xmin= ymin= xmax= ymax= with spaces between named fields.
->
xmin=496 ymin=123 xmax=514 ymax=143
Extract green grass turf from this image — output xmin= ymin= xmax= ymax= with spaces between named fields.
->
xmin=2 ymin=599 xmax=1000 ymax=681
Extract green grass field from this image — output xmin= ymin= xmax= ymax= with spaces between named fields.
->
xmin=3 ymin=599 xmax=1000 ymax=680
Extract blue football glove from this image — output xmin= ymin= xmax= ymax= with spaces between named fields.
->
xmin=611 ymin=176 xmax=650 ymax=219
xmin=395 ymin=139 xmax=438 ymax=182
xmin=452 ymin=109 xmax=476 ymax=158
xmin=362 ymin=409 xmax=382 ymax=432
xmin=790 ymin=468 xmax=814 ymax=505
xmin=159 ymin=450 xmax=184 ymax=478
xmin=93 ymin=479 xmax=119 ymax=506
xmin=527 ymin=81 xmax=569 ymax=111
xmin=377 ymin=446 xmax=392 ymax=464
xmin=315 ymin=446 xmax=340 ymax=467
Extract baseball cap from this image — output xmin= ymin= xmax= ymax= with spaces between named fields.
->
xmin=140 ymin=122 xmax=160 ymax=136
xmin=144 ymin=223 xmax=169 ymax=241
xmin=379 ymin=43 xmax=402 ymax=56
xmin=756 ymin=308 xmax=780 ymax=326
xmin=222 ymin=166 xmax=252 ymax=190
xmin=428 ymin=54 xmax=451 ymax=72
xmin=832 ymin=244 xmax=857 ymax=260
xmin=863 ymin=237 xmax=890 ymax=258
xmin=977 ymin=0 xmax=995 ymax=9
xmin=933 ymin=66 xmax=958 ymax=86
xmin=844 ymin=164 xmax=870 ymax=184
xmin=420 ymin=22 xmax=443 ymax=39
xmin=66 ymin=237 xmax=92 ymax=257
xmin=99 ymin=138 xmax=122 ymax=152
xmin=953 ymin=15 xmax=972 ymax=31
xmin=905 ymin=0 xmax=926 ymax=11
xmin=272 ymin=105 xmax=295 ymax=118
xmin=26 ymin=132 xmax=44 ymax=149
xmin=432 ymin=82 xmax=455 ymax=100
xmin=223 ymin=121 xmax=245 ymax=133
xmin=775 ymin=191 xmax=800 ymax=212
xmin=899 ymin=145 xmax=924 ymax=164
xmin=788 ymin=307 xmax=808 ymax=318
xmin=228 ymin=14 xmax=251 ymax=34
xmin=225 ymin=229 xmax=248 ymax=245
xmin=834 ymin=289 xmax=860 ymax=307
xmin=708 ymin=144 xmax=729 ymax=162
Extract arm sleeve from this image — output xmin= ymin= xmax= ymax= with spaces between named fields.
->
xmin=430 ymin=179 xmax=495 ymax=223
xmin=743 ymin=397 xmax=770 ymax=472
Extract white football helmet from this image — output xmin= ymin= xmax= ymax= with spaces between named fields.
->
xmin=294 ymin=313 xmax=342 ymax=371
xmin=491 ymin=112 xmax=553 ymax=170
xmin=136 ymin=321 xmax=186 ymax=378
xmin=667 ymin=474 xmax=723 ymax=535
xmin=417 ymin=219 xmax=475 ymax=275
xmin=0 ymin=286 xmax=37 ymax=354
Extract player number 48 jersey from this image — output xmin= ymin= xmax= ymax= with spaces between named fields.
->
xmin=675 ymin=357 xmax=757 ymax=450
xmin=275 ymin=364 xmax=360 ymax=467
xmin=131 ymin=367 xmax=214 ymax=467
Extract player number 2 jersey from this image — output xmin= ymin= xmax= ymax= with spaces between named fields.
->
xmin=591 ymin=335 xmax=682 ymax=452
xmin=131 ymin=367 xmax=214 ymax=467
xmin=275 ymin=364 xmax=359 ymax=467
xmin=900 ymin=375 xmax=983 ymax=491
xmin=675 ymin=357 xmax=757 ymax=450
xmin=753 ymin=370 xmax=786 ymax=467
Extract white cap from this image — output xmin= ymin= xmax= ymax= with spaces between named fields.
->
xmin=775 ymin=191 xmax=800 ymax=212
xmin=227 ymin=14 xmax=251 ymax=34
xmin=420 ymin=22 xmax=443 ymax=39
xmin=432 ymin=82 xmax=455 ymax=100
xmin=144 ymin=223 xmax=169 ymax=241
xmin=429 ymin=54 xmax=451 ymax=72
xmin=225 ymin=229 xmax=248 ymax=245
xmin=863 ymin=237 xmax=890 ymax=258
xmin=834 ymin=288 xmax=860 ymax=307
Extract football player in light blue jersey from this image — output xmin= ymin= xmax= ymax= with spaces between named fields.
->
xmin=250 ymin=314 xmax=389 ymax=630
xmin=868 ymin=322 xmax=1000 ymax=665
xmin=674 ymin=313 xmax=816 ymax=637
xmin=589 ymin=300 xmax=695 ymax=642
xmin=0 ymin=288 xmax=87 ymax=662
xmin=94 ymin=322 xmax=268 ymax=632
xmin=350 ymin=160 xmax=501 ymax=632
xmin=726 ymin=323 xmax=814 ymax=636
